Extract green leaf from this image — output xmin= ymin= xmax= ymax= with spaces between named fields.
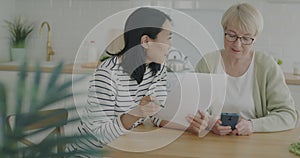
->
xmin=46 ymin=62 xmax=63 ymax=90
xmin=15 ymin=61 xmax=27 ymax=115
xmin=29 ymin=63 xmax=42 ymax=112
xmin=0 ymin=83 xmax=7 ymax=117
xmin=4 ymin=16 xmax=34 ymax=48
xmin=0 ymin=61 xmax=105 ymax=157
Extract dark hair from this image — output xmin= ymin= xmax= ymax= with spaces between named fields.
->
xmin=108 ymin=7 xmax=171 ymax=84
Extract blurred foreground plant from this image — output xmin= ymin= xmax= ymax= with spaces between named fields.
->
xmin=0 ymin=62 xmax=104 ymax=158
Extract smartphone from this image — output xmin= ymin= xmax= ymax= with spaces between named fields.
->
xmin=221 ymin=113 xmax=240 ymax=130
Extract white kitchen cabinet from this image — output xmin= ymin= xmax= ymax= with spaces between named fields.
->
xmin=0 ymin=71 xmax=65 ymax=114
xmin=0 ymin=71 xmax=18 ymax=114
xmin=33 ymin=72 xmax=65 ymax=110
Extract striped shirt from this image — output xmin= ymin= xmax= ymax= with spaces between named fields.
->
xmin=67 ymin=56 xmax=167 ymax=156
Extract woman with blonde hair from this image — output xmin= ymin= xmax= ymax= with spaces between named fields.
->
xmin=196 ymin=3 xmax=297 ymax=136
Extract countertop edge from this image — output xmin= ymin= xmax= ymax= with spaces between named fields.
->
xmin=0 ymin=64 xmax=299 ymax=85
xmin=0 ymin=63 xmax=96 ymax=74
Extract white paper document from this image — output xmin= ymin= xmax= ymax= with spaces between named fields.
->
xmin=157 ymin=73 xmax=226 ymax=128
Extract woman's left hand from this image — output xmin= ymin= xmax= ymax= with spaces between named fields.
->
xmin=232 ymin=119 xmax=253 ymax=136
xmin=186 ymin=110 xmax=208 ymax=135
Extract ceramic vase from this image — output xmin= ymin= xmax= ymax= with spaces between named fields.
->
xmin=11 ymin=48 xmax=26 ymax=62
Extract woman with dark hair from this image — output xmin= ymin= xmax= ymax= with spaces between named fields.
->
xmin=67 ymin=7 xmax=208 ymax=156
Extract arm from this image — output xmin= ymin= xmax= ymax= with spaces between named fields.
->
xmin=251 ymin=57 xmax=297 ymax=132
xmin=82 ymin=68 xmax=130 ymax=145
xmin=148 ymin=66 xmax=168 ymax=127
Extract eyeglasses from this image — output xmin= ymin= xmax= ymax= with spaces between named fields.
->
xmin=224 ymin=33 xmax=254 ymax=45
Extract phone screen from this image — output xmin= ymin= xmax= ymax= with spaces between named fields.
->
xmin=221 ymin=113 xmax=240 ymax=130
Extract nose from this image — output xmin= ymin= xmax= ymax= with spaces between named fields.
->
xmin=232 ymin=37 xmax=242 ymax=46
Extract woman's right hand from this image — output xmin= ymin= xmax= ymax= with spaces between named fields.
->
xmin=128 ymin=96 xmax=162 ymax=117
xmin=186 ymin=110 xmax=209 ymax=135
xmin=211 ymin=120 xmax=232 ymax=135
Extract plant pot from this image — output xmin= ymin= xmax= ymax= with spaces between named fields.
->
xmin=11 ymin=48 xmax=26 ymax=62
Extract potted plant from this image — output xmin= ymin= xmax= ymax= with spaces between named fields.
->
xmin=0 ymin=62 xmax=105 ymax=158
xmin=4 ymin=17 xmax=34 ymax=62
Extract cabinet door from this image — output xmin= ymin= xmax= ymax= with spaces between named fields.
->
xmin=0 ymin=71 xmax=18 ymax=114
xmin=31 ymin=72 xmax=65 ymax=110
xmin=0 ymin=71 xmax=66 ymax=114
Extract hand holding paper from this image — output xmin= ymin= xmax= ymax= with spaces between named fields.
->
xmin=128 ymin=96 xmax=162 ymax=117
xmin=157 ymin=73 xmax=226 ymax=137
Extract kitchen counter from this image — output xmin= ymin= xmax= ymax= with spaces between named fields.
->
xmin=0 ymin=62 xmax=97 ymax=74
xmin=285 ymin=73 xmax=300 ymax=85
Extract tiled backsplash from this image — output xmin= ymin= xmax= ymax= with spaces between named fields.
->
xmin=1 ymin=0 xmax=300 ymax=73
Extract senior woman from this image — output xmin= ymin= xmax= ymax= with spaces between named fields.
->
xmin=196 ymin=3 xmax=297 ymax=136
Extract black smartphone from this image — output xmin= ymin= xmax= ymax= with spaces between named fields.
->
xmin=221 ymin=113 xmax=240 ymax=130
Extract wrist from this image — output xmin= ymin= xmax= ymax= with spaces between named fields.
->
xmin=120 ymin=113 xmax=141 ymax=130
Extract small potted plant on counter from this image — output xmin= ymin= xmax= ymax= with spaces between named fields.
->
xmin=5 ymin=16 xmax=34 ymax=62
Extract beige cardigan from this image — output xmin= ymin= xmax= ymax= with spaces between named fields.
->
xmin=195 ymin=50 xmax=297 ymax=132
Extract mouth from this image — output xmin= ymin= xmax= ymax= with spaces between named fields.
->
xmin=231 ymin=48 xmax=241 ymax=53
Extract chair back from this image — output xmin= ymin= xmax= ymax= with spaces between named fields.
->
xmin=6 ymin=108 xmax=68 ymax=155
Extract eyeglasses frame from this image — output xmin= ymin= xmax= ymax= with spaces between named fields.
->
xmin=224 ymin=33 xmax=255 ymax=45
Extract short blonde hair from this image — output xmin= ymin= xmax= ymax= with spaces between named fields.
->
xmin=221 ymin=3 xmax=264 ymax=36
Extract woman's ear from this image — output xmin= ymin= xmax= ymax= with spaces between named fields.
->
xmin=141 ymin=35 xmax=149 ymax=49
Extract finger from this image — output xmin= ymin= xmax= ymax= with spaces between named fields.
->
xmin=219 ymin=130 xmax=231 ymax=136
xmin=232 ymin=129 xmax=238 ymax=135
xmin=189 ymin=126 xmax=200 ymax=134
xmin=217 ymin=125 xmax=232 ymax=131
xmin=187 ymin=116 xmax=207 ymax=130
xmin=141 ymin=103 xmax=161 ymax=115
xmin=188 ymin=114 xmax=203 ymax=125
xmin=236 ymin=126 xmax=250 ymax=136
xmin=198 ymin=110 xmax=206 ymax=119
xmin=149 ymin=96 xmax=158 ymax=102
xmin=236 ymin=122 xmax=247 ymax=132
xmin=186 ymin=116 xmax=200 ymax=129
xmin=199 ymin=123 xmax=208 ymax=131
xmin=217 ymin=126 xmax=232 ymax=134
xmin=235 ymin=121 xmax=244 ymax=129
xmin=237 ymin=128 xmax=248 ymax=136
xmin=189 ymin=114 xmax=208 ymax=128
xmin=140 ymin=96 xmax=152 ymax=106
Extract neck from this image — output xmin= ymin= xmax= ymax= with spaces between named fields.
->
xmin=221 ymin=49 xmax=254 ymax=77
xmin=222 ymin=49 xmax=253 ymax=66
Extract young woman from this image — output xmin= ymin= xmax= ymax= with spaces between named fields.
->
xmin=68 ymin=7 xmax=207 ymax=157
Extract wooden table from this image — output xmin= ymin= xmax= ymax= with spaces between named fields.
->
xmin=104 ymin=125 xmax=300 ymax=158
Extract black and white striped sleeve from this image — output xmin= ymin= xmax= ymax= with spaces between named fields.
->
xmin=82 ymin=67 xmax=129 ymax=145
xmin=149 ymin=66 xmax=168 ymax=127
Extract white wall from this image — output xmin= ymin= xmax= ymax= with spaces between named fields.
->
xmin=1 ymin=0 xmax=300 ymax=72
xmin=0 ymin=0 xmax=15 ymax=62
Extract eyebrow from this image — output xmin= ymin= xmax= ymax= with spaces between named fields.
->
xmin=227 ymin=30 xmax=252 ymax=37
